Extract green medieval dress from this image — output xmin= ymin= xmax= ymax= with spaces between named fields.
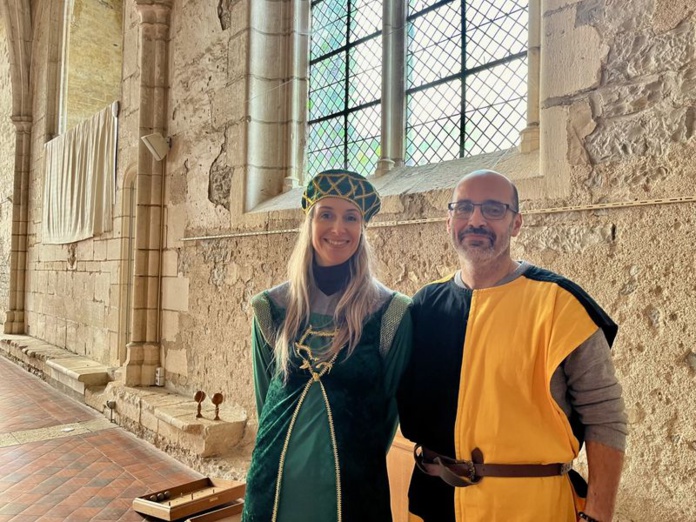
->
xmin=242 ymin=281 xmax=412 ymax=522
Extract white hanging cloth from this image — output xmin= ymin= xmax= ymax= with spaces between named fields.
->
xmin=42 ymin=102 xmax=118 ymax=244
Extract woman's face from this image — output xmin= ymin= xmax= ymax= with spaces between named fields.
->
xmin=311 ymin=197 xmax=363 ymax=267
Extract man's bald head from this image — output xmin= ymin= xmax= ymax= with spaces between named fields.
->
xmin=453 ymin=170 xmax=519 ymax=212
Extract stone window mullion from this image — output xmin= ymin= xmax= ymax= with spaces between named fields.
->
xmin=376 ymin=0 xmax=406 ymax=176
xmin=520 ymin=0 xmax=540 ymax=153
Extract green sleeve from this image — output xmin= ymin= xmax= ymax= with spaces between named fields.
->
xmin=252 ymin=315 xmax=276 ymax=417
xmin=382 ymin=308 xmax=413 ymax=449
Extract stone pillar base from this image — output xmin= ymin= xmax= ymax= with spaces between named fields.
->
xmin=519 ymin=125 xmax=540 ymax=154
xmin=3 ymin=310 xmax=25 ymax=334
xmin=374 ymin=158 xmax=395 ymax=177
xmin=283 ymin=175 xmax=299 ymax=192
xmin=123 ymin=342 xmax=160 ymax=386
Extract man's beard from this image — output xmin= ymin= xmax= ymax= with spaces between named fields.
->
xmin=452 ymin=226 xmax=509 ymax=262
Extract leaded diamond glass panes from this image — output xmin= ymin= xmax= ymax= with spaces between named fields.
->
xmin=466 ymin=0 xmax=527 ymax=29
xmin=348 ymin=40 xmax=382 ymax=108
xmin=406 ymin=81 xmax=462 ymax=165
xmin=409 ymin=0 xmax=447 ymax=11
xmin=311 ymin=1 xmax=348 ymax=60
xmin=464 ymin=59 xmax=527 ymax=156
xmin=306 ymin=116 xmax=346 ymax=180
xmin=406 ymin=2 xmax=461 ymax=90
xmin=307 ymin=0 xmax=383 ymax=179
xmin=466 ymin=4 xmax=527 ymax=68
xmin=309 ymin=54 xmax=346 ymax=121
xmin=347 ymin=105 xmax=382 ymax=175
xmin=466 ymin=58 xmax=527 ymax=112
xmin=406 ymin=0 xmax=528 ymax=165
xmin=351 ymin=0 xmax=382 ymax=40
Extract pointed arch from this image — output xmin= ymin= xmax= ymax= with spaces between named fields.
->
xmin=0 ymin=0 xmax=32 ymax=119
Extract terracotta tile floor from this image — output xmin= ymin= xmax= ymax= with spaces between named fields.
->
xmin=0 ymin=356 xmax=203 ymax=521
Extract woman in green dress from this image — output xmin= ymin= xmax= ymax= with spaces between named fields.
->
xmin=242 ymin=170 xmax=412 ymax=522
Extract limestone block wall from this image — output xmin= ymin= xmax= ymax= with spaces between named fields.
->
xmin=517 ymin=206 xmax=696 ymax=521
xmin=21 ymin=0 xmax=124 ymax=367
xmin=0 ymin=21 xmax=13 ymax=326
xmin=63 ymin=0 xmax=123 ymax=131
xmin=532 ymin=1 xmax=696 ymax=518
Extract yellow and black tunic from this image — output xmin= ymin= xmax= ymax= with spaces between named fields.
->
xmin=397 ymin=265 xmax=618 ymax=522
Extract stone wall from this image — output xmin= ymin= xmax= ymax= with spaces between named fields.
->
xmin=158 ymin=0 xmax=249 ymax=393
xmin=22 ymin=0 xmax=122 ymax=366
xmin=535 ymin=1 xmax=696 ymax=518
xmin=64 ymin=0 xmax=123 ymax=131
xmin=0 ymin=20 xmax=13 ymax=326
xmin=157 ymin=1 xmax=696 ymax=519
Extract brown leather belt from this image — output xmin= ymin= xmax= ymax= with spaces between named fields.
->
xmin=415 ymin=445 xmax=572 ymax=488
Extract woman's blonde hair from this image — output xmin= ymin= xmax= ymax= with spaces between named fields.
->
xmin=274 ymin=207 xmax=380 ymax=379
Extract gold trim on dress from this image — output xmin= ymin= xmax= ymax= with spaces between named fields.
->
xmin=272 ymin=325 xmax=343 ymax=522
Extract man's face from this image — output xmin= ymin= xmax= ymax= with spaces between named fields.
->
xmin=446 ymin=174 xmax=522 ymax=265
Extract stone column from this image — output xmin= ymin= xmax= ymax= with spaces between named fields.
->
xmin=124 ymin=0 xmax=172 ymax=386
xmin=376 ymin=0 xmax=406 ymax=176
xmin=2 ymin=0 xmax=33 ymax=335
xmin=519 ymin=0 xmax=540 ymax=153
xmin=282 ymin=0 xmax=309 ymax=191
xmin=3 ymin=116 xmax=31 ymax=334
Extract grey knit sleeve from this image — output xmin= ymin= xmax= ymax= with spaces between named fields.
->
xmin=550 ymin=328 xmax=628 ymax=451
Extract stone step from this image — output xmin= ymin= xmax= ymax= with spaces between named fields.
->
xmin=0 ymin=334 xmax=111 ymax=401
xmin=1 ymin=334 xmax=248 ymax=459
xmin=46 ymin=357 xmax=111 ymax=394
xmin=89 ymin=383 xmax=248 ymax=458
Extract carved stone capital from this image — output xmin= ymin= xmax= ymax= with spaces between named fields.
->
xmin=10 ymin=115 xmax=32 ymax=134
xmin=135 ymin=0 xmax=173 ymax=29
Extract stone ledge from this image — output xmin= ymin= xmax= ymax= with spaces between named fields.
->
xmin=0 ymin=334 xmax=111 ymax=400
xmin=0 ymin=334 xmax=248 ymax=459
xmin=89 ymin=382 xmax=248 ymax=458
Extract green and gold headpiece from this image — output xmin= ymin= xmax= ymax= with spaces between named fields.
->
xmin=302 ymin=169 xmax=381 ymax=222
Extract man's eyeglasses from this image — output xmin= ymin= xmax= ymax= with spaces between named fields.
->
xmin=447 ymin=200 xmax=517 ymax=220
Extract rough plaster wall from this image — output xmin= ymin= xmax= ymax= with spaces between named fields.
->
xmin=166 ymin=0 xmax=241 ymax=229
xmin=0 ymin=21 xmax=13 ymax=326
xmin=536 ymin=0 xmax=696 ymax=518
xmin=159 ymin=0 xmax=250 ymax=398
xmin=171 ymin=236 xmax=290 ymax=415
xmin=516 ymin=204 xmax=696 ymax=521
xmin=64 ymin=0 xmax=123 ymax=131
xmin=22 ymin=0 xmax=117 ymax=366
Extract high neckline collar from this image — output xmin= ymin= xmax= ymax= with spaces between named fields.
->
xmin=313 ymin=258 xmax=352 ymax=296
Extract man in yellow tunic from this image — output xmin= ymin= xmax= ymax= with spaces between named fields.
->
xmin=397 ymin=170 xmax=627 ymax=522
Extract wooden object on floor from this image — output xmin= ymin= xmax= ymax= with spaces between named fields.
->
xmin=132 ymin=477 xmax=245 ymax=521
xmin=185 ymin=500 xmax=244 ymax=521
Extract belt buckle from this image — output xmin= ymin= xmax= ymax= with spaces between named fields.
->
xmin=461 ymin=460 xmax=477 ymax=482
xmin=442 ymin=455 xmax=477 ymax=483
